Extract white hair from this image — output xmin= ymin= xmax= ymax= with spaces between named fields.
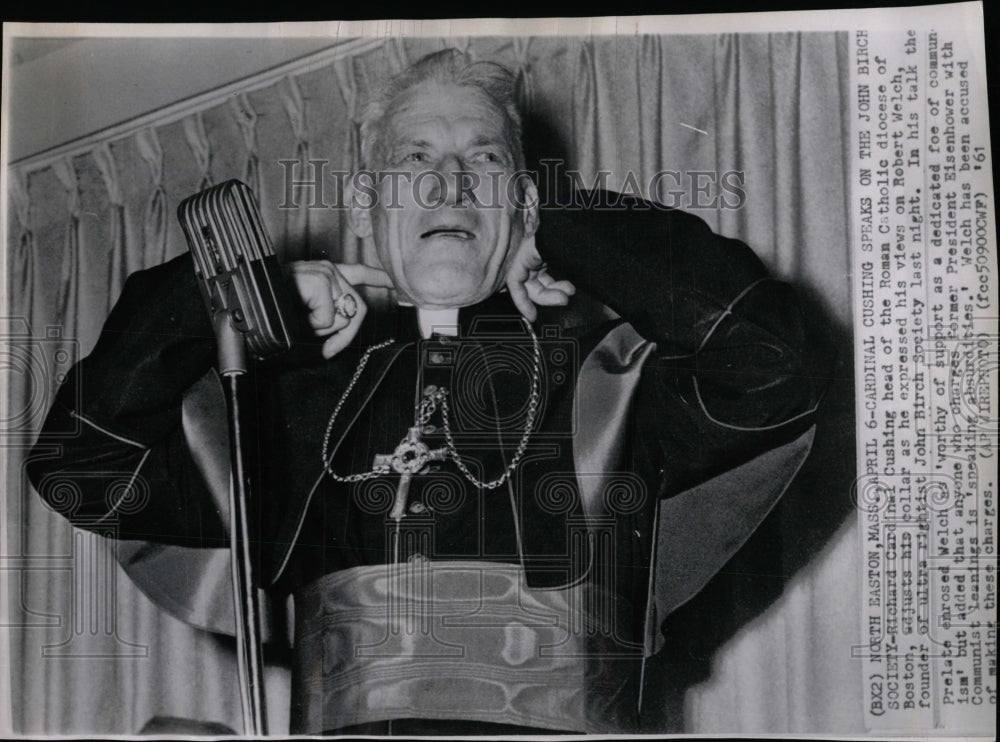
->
xmin=358 ymin=48 xmax=525 ymax=171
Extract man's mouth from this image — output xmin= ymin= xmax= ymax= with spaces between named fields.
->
xmin=420 ymin=226 xmax=476 ymax=240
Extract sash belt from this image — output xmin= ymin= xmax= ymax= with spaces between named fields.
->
xmin=290 ymin=560 xmax=640 ymax=734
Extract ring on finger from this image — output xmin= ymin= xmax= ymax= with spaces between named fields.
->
xmin=334 ymin=293 xmax=358 ymax=320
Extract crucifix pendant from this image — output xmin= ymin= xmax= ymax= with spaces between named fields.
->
xmin=373 ymin=426 xmax=447 ymax=522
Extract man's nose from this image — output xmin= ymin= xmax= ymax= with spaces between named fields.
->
xmin=428 ymin=154 xmax=474 ymax=206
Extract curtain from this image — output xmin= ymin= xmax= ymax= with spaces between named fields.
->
xmin=4 ymin=33 xmax=856 ymax=734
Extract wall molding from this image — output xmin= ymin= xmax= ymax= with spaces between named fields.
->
xmin=10 ymin=36 xmax=385 ymax=175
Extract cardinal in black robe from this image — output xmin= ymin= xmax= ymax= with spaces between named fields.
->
xmin=28 ymin=49 xmax=834 ymax=735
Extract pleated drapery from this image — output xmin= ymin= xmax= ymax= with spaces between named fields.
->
xmin=136 ymin=128 xmax=169 ymax=269
xmin=8 ymin=170 xmax=35 ymax=321
xmin=230 ymin=93 xmax=263 ymax=202
xmin=50 ymin=159 xmax=81 ymax=336
xmin=183 ymin=113 xmax=214 ymax=194
xmin=278 ymin=75 xmax=311 ymax=262
xmin=4 ymin=34 xmax=857 ymax=735
xmin=91 ymin=143 xmax=130 ymax=306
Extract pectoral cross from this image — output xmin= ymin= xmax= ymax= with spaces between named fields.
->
xmin=373 ymin=426 xmax=448 ymax=523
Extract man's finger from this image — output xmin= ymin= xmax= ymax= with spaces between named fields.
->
xmin=337 ymin=263 xmax=395 ymax=289
xmin=291 ymin=268 xmax=338 ymax=331
xmin=536 ymin=273 xmax=576 ymax=295
xmin=327 ymin=309 xmax=353 ymax=334
xmin=322 ymin=331 xmax=353 ymax=359
xmin=525 ymin=275 xmax=574 ymax=305
xmin=507 ymin=272 xmax=537 ymax=322
xmin=287 ymin=260 xmax=369 ymax=357
xmin=526 ymin=284 xmax=572 ymax=306
xmin=305 ymin=287 xmax=337 ymax=330
xmin=320 ymin=300 xmax=368 ymax=358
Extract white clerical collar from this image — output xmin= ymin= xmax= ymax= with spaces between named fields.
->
xmin=414 ymin=307 xmax=460 ymax=339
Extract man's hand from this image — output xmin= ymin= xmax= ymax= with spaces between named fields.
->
xmin=289 ymin=261 xmax=394 ymax=358
xmin=505 ymin=235 xmax=576 ymax=322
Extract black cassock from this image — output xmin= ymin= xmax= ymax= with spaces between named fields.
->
xmin=28 ymin=192 xmax=834 ymax=734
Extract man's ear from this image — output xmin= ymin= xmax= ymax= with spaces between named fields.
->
xmin=346 ymin=172 xmax=374 ymax=239
xmin=519 ymin=178 xmax=540 ymax=239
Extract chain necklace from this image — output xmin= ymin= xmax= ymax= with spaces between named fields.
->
xmin=321 ymin=319 xmax=542 ymax=493
xmin=319 ymin=338 xmax=396 ymax=483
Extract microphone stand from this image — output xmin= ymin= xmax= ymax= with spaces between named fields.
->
xmin=215 ymin=310 xmax=268 ymax=737
xmin=180 ymin=179 xmax=293 ymax=736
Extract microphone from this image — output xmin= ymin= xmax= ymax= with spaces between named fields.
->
xmin=176 ymin=179 xmax=283 ymax=735
xmin=178 ymin=180 xmax=293 ymax=370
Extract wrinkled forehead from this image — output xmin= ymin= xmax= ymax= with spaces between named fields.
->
xmin=383 ymin=80 xmax=516 ymax=152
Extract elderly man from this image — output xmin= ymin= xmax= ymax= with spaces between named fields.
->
xmin=29 ymin=49 xmax=832 ymax=735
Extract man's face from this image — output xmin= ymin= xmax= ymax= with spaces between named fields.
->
xmin=352 ymin=80 xmax=532 ymax=308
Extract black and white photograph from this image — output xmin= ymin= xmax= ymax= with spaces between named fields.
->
xmin=0 ymin=6 xmax=994 ymax=738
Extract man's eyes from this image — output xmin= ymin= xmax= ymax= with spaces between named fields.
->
xmin=469 ymin=151 xmax=504 ymax=165
xmin=396 ymin=151 xmax=506 ymax=166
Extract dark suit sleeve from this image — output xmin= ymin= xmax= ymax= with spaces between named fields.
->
xmin=26 ymin=253 xmax=229 ymax=546
xmin=536 ymin=190 xmax=835 ymax=493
